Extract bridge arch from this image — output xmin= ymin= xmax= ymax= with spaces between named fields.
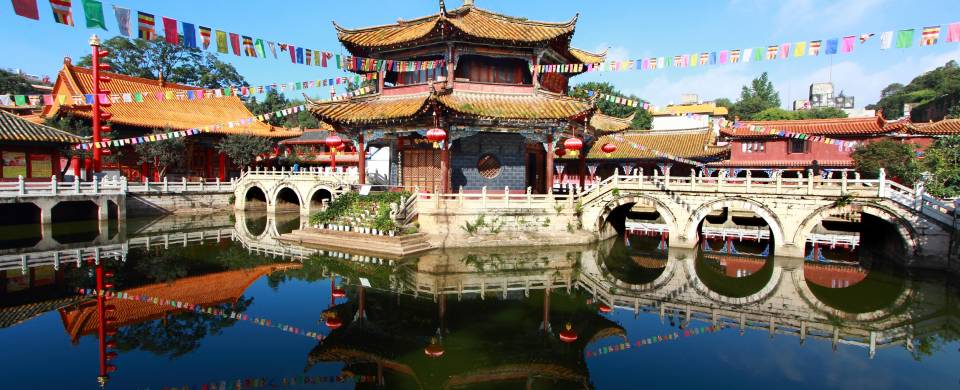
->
xmin=273 ymin=185 xmax=303 ymax=212
xmin=239 ymin=184 xmax=269 ymax=211
xmin=596 ymin=195 xmax=678 ymax=236
xmin=792 ymin=202 xmax=918 ymax=256
xmin=684 ymin=256 xmax=783 ymax=306
xmin=684 ymin=197 xmax=786 ymax=245
xmin=790 ymin=268 xmax=913 ymax=323
xmin=306 ymin=185 xmax=336 ymax=214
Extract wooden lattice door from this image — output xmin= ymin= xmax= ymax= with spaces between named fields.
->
xmin=401 ymin=149 xmax=442 ymax=192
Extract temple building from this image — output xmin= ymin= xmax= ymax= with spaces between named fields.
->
xmin=0 ymin=109 xmax=86 ymax=181
xmin=43 ymin=59 xmax=301 ymax=181
xmin=308 ymin=1 xmax=607 ymax=193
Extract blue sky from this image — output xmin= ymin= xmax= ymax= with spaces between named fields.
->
xmin=2 ymin=0 xmax=959 ymax=108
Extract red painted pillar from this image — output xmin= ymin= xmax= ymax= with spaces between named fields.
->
xmin=545 ymin=132 xmax=554 ymax=193
xmin=578 ymin=151 xmax=586 ymax=188
xmin=330 ymin=146 xmax=337 ymax=171
xmin=218 ymin=153 xmax=226 ymax=181
xmin=358 ymin=132 xmax=366 ymax=185
xmin=205 ymin=148 xmax=214 ymax=179
xmin=71 ymin=156 xmax=81 ymax=178
xmin=440 ymin=138 xmax=450 ymax=194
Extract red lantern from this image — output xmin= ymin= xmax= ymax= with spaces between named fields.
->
xmin=324 ymin=312 xmax=343 ymax=330
xmin=598 ymin=303 xmax=613 ymax=313
xmin=559 ymin=322 xmax=578 ymax=343
xmin=564 ymin=138 xmax=583 ymax=157
xmin=325 ymin=135 xmax=343 ymax=149
xmin=426 ymin=128 xmax=446 ymax=149
xmin=424 ymin=337 xmax=445 ymax=357
xmin=601 ymin=143 xmax=617 ymax=157
xmin=554 ymin=148 xmax=566 ymax=158
xmin=332 ymin=287 xmax=346 ymax=298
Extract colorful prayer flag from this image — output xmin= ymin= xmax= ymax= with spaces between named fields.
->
xmin=80 ymin=0 xmax=104 ymax=29
xmin=49 ymin=0 xmax=74 ymax=26
xmin=921 ymin=26 xmax=940 ymax=46
xmin=765 ymin=45 xmax=778 ymax=60
xmin=729 ymin=49 xmax=740 ymax=63
xmin=793 ymin=41 xmax=806 ymax=57
xmin=879 ymin=31 xmax=894 ymax=49
xmin=808 ymin=40 xmax=821 ymax=55
xmin=841 ymin=36 xmax=855 ymax=53
xmin=199 ymin=26 xmax=211 ymax=49
xmin=242 ymin=36 xmax=256 ymax=56
xmin=779 ymin=43 xmax=790 ymax=59
xmin=268 ymin=41 xmax=277 ymax=58
xmin=182 ymin=22 xmax=196 ymax=48
xmin=112 ymin=5 xmax=129 ymax=36
xmin=948 ymin=23 xmax=960 ymax=43
xmin=215 ymin=30 xmax=227 ymax=53
xmin=859 ymin=33 xmax=875 ymax=44
xmin=825 ymin=38 xmax=839 ymax=54
xmin=896 ymin=29 xmax=915 ymax=48
xmin=161 ymin=16 xmax=178 ymax=44
xmin=254 ymin=39 xmax=266 ymax=58
xmin=752 ymin=47 xmax=763 ymax=62
xmin=137 ymin=11 xmax=155 ymax=40
xmin=12 ymin=0 xmax=40 ymax=20
xmin=229 ymin=33 xmax=241 ymax=55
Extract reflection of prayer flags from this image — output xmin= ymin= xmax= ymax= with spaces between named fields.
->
xmin=896 ymin=29 xmax=915 ymax=48
xmin=825 ymin=38 xmax=838 ymax=54
xmin=182 ymin=22 xmax=196 ymax=48
xmin=112 ymin=5 xmax=130 ymax=36
xmin=841 ymin=36 xmax=855 ymax=53
xmin=879 ymin=31 xmax=893 ymax=49
xmin=199 ymin=26 xmax=211 ymax=49
xmin=49 ymin=0 xmax=74 ymax=26
xmin=808 ymin=40 xmax=821 ymax=55
xmin=948 ymin=23 xmax=960 ymax=43
xmin=162 ymin=17 xmax=178 ymax=44
xmin=80 ymin=0 xmax=105 ymax=29
xmin=793 ymin=41 xmax=806 ymax=57
xmin=12 ymin=0 xmax=40 ymax=20
xmin=229 ymin=33 xmax=241 ymax=55
xmin=137 ymin=11 xmax=155 ymax=40
xmin=921 ymin=26 xmax=941 ymax=46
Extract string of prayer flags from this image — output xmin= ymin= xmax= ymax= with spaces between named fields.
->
xmin=49 ymin=0 xmax=73 ymax=26
xmin=159 ymin=374 xmax=380 ymax=390
xmin=76 ymin=288 xmax=324 ymax=341
xmin=80 ymin=0 xmax=104 ymax=30
xmin=731 ymin=120 xmax=861 ymax=151
xmin=585 ymin=325 xmax=728 ymax=358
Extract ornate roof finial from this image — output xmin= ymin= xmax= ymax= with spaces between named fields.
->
xmin=439 ymin=0 xmax=446 ymax=15
xmin=464 ymin=0 xmax=475 ymax=7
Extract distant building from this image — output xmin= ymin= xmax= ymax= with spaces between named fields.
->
xmin=650 ymin=95 xmax=728 ymax=132
xmin=793 ymin=82 xmax=873 ymax=117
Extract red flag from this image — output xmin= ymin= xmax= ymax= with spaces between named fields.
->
xmin=162 ymin=17 xmax=178 ymax=44
xmin=12 ymin=0 xmax=40 ymax=20
xmin=229 ymin=33 xmax=241 ymax=56
xmin=288 ymin=45 xmax=297 ymax=63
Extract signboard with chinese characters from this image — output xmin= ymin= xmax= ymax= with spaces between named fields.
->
xmin=2 ymin=151 xmax=26 ymax=178
xmin=29 ymin=154 xmax=52 ymax=178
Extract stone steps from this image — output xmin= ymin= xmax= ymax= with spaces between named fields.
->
xmin=278 ymin=229 xmax=433 ymax=258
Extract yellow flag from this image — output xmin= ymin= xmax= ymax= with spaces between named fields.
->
xmin=794 ymin=41 xmax=807 ymax=57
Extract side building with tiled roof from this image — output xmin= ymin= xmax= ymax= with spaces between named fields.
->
xmin=0 ymin=109 xmax=86 ymax=181
xmin=308 ymin=0 xmax=607 ymax=193
xmin=43 ymin=59 xmax=301 ymax=181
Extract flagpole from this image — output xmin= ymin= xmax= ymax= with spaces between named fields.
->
xmin=90 ymin=35 xmax=103 ymax=174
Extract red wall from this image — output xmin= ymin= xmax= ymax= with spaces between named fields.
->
xmin=727 ymin=135 xmax=936 ymax=166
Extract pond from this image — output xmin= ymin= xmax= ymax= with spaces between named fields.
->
xmin=0 ymin=212 xmax=957 ymax=389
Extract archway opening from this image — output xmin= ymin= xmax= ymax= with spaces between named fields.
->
xmin=275 ymin=187 xmax=301 ymax=212
xmin=802 ymin=207 xmax=909 ymax=270
xmin=698 ymin=206 xmax=773 ymax=249
xmin=0 ymin=203 xmax=41 ymax=249
xmin=803 ymin=258 xmax=906 ymax=314
xmin=244 ymin=186 xmax=268 ymax=211
xmin=107 ymin=200 xmax=120 ymax=239
xmin=310 ymin=189 xmax=333 ymax=212
xmin=51 ymin=201 xmax=99 ymax=243
xmin=695 ymin=251 xmax=775 ymax=298
xmin=603 ymin=200 xmax=667 ymax=237
xmin=602 ymin=235 xmax=668 ymax=285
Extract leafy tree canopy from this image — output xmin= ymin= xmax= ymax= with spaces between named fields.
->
xmin=245 ymin=90 xmax=319 ymax=129
xmin=729 ymin=72 xmax=781 ymax=120
xmin=77 ymin=36 xmax=247 ymax=89
xmin=749 ymin=107 xmax=848 ymax=121
xmin=922 ymin=135 xmax=960 ymax=198
xmin=868 ymin=60 xmax=960 ymax=118
xmin=851 ymin=140 xmax=920 ymax=186
xmin=569 ymin=81 xmax=652 ymax=129
xmin=215 ymin=134 xmax=273 ymax=169
xmin=0 ymin=69 xmax=43 ymax=95
xmin=134 ymin=128 xmax=185 ymax=177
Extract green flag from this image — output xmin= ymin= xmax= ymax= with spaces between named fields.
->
xmin=133 ymin=92 xmax=143 ymax=102
xmin=13 ymin=95 xmax=26 ymax=106
xmin=753 ymin=47 xmax=764 ymax=62
xmin=81 ymin=0 xmax=106 ymax=30
xmin=896 ymin=29 xmax=915 ymax=48
xmin=216 ymin=30 xmax=228 ymax=54
xmin=254 ymin=39 xmax=266 ymax=58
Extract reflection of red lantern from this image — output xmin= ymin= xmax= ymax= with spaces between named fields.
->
xmin=554 ymin=148 xmax=566 ymax=158
xmin=426 ymin=128 xmax=446 ymax=149
xmin=424 ymin=337 xmax=445 ymax=357
xmin=564 ymin=138 xmax=583 ymax=157
xmin=559 ymin=322 xmax=578 ymax=343
xmin=324 ymin=312 xmax=343 ymax=330
xmin=601 ymin=143 xmax=617 ymax=157
xmin=598 ymin=303 xmax=613 ymax=313
xmin=332 ymin=287 xmax=346 ymax=298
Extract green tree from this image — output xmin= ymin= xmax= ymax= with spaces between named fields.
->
xmin=246 ymin=90 xmax=289 ymax=127
xmin=134 ymin=128 xmax=185 ymax=177
xmin=77 ymin=36 xmax=247 ymax=88
xmin=750 ymin=107 xmax=848 ymax=121
xmin=730 ymin=72 xmax=781 ymax=120
xmin=215 ymin=135 xmax=273 ymax=169
xmin=946 ymin=105 xmax=960 ymax=119
xmin=851 ymin=140 xmax=920 ymax=185
xmin=923 ymin=135 xmax=960 ymax=197
xmin=569 ymin=81 xmax=652 ymax=129
xmin=43 ymin=115 xmax=92 ymax=176
xmin=868 ymin=60 xmax=960 ymax=118
xmin=0 ymin=69 xmax=42 ymax=95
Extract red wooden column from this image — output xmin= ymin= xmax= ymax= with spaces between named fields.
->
xmin=357 ymin=132 xmax=366 ymax=185
xmin=218 ymin=153 xmax=226 ymax=181
xmin=440 ymin=137 xmax=450 ymax=193
xmin=578 ymin=149 xmax=586 ymax=188
xmin=545 ymin=132 xmax=554 ymax=193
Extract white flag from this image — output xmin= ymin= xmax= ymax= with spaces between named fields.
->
xmin=879 ymin=31 xmax=894 ymax=50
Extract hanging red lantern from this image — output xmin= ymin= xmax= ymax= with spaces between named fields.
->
xmin=554 ymin=148 xmax=566 ymax=158
xmin=564 ymin=138 xmax=583 ymax=157
xmin=325 ymin=135 xmax=343 ymax=149
xmin=559 ymin=322 xmax=578 ymax=343
xmin=598 ymin=303 xmax=613 ymax=313
xmin=424 ymin=337 xmax=445 ymax=357
xmin=426 ymin=128 xmax=446 ymax=149
xmin=601 ymin=143 xmax=617 ymax=157
xmin=324 ymin=312 xmax=343 ymax=330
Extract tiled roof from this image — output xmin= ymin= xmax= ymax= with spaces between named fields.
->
xmin=652 ymin=103 xmax=728 ymax=116
xmin=722 ymin=116 xmax=904 ymax=138
xmin=906 ymin=119 xmax=960 ymax=135
xmin=45 ymin=61 xmax=300 ymax=138
xmin=308 ymin=94 xmax=431 ymax=125
xmin=589 ymin=112 xmax=633 ymax=132
xmin=0 ymin=110 xmax=86 ymax=143
xmin=568 ymin=47 xmax=606 ymax=64
xmin=439 ymin=90 xmax=592 ymax=120
xmin=278 ymin=129 xmax=331 ymax=145
xmin=566 ymin=129 xmax=727 ymax=160
xmin=707 ymin=159 xmax=855 ymax=168
xmin=334 ymin=5 xmax=577 ymax=51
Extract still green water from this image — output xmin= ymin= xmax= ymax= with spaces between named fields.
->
xmin=0 ymin=212 xmax=957 ymax=389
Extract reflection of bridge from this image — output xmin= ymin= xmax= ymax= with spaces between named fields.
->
xmin=233 ymin=168 xmax=358 ymax=216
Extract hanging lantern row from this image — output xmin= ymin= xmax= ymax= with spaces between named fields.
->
xmin=426 ymin=128 xmax=447 ymax=149
xmin=601 ymin=143 xmax=617 ymax=157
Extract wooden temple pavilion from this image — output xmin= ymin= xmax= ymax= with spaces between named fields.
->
xmin=0 ymin=109 xmax=86 ymax=181
xmin=308 ymin=0 xmax=607 ymax=193
xmin=43 ymin=58 xmax=301 ymax=181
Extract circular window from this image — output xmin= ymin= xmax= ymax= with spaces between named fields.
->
xmin=477 ymin=154 xmax=502 ymax=179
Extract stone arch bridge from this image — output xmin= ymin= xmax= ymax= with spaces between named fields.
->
xmin=233 ymin=168 xmax=359 ymax=216
xmin=576 ymin=171 xmax=957 ymax=268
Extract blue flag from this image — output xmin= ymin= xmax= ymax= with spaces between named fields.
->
xmin=296 ymin=47 xmax=304 ymax=64
xmin=825 ymin=38 xmax=839 ymax=55
xmin=182 ymin=22 xmax=197 ymax=48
